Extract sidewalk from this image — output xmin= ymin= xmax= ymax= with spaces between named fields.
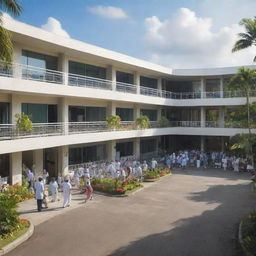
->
xmin=18 ymin=189 xmax=93 ymax=226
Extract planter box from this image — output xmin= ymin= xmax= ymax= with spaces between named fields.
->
xmin=143 ymin=177 xmax=160 ymax=182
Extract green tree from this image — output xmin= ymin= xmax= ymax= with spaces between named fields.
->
xmin=0 ymin=0 xmax=23 ymax=62
xmin=229 ymin=67 xmax=256 ymax=165
xmin=232 ymin=17 xmax=256 ymax=62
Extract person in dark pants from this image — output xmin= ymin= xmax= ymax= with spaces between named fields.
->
xmin=34 ymin=177 xmax=44 ymax=212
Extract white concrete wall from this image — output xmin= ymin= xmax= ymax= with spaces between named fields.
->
xmin=10 ymin=151 xmax=22 ymax=185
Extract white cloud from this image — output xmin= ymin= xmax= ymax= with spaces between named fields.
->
xmin=87 ymin=6 xmax=128 ymax=19
xmin=41 ymin=17 xmax=70 ymax=38
xmin=144 ymin=8 xmax=255 ymax=68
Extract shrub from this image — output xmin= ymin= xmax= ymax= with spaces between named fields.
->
xmin=136 ymin=115 xmax=150 ymax=129
xmin=158 ymin=116 xmax=170 ymax=127
xmin=3 ymin=184 xmax=34 ymax=202
xmin=107 ymin=115 xmax=121 ymax=129
xmin=0 ymin=194 xmax=19 ymax=238
xmin=15 ymin=113 xmax=32 ymax=132
xmin=143 ymin=170 xmax=160 ymax=179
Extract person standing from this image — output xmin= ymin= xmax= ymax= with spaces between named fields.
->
xmin=151 ymin=158 xmax=158 ymax=169
xmin=34 ymin=177 xmax=44 ymax=212
xmin=84 ymin=173 xmax=93 ymax=202
xmin=62 ymin=178 xmax=72 ymax=208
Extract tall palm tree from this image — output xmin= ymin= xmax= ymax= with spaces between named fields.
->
xmin=232 ymin=17 xmax=256 ymax=62
xmin=0 ymin=0 xmax=22 ymax=62
xmin=229 ymin=67 xmax=256 ymax=166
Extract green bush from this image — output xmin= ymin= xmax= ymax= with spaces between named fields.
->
xmin=15 ymin=112 xmax=32 ymax=132
xmin=136 ymin=115 xmax=150 ymax=129
xmin=107 ymin=115 xmax=121 ymax=129
xmin=0 ymin=194 xmax=19 ymax=238
xmin=3 ymin=184 xmax=34 ymax=202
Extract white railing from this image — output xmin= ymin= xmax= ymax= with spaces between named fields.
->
xmin=0 ymin=123 xmax=63 ymax=140
xmin=1 ymin=61 xmax=256 ymax=99
xmin=116 ymin=82 xmax=137 ymax=94
xmin=68 ymin=73 xmax=112 ymax=90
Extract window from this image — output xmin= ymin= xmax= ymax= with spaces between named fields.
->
xmin=0 ymin=154 xmax=10 ymax=179
xmin=116 ymin=71 xmax=134 ymax=84
xmin=0 ymin=103 xmax=9 ymax=124
xmin=140 ymin=76 xmax=157 ymax=89
xmin=116 ymin=108 xmax=134 ymax=121
xmin=140 ymin=109 xmax=157 ymax=121
xmin=116 ymin=142 xmax=133 ymax=157
xmin=140 ymin=139 xmax=156 ymax=154
xmin=86 ymin=107 xmax=106 ymax=121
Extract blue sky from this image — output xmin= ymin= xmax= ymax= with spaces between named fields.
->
xmin=14 ymin=0 xmax=256 ymax=68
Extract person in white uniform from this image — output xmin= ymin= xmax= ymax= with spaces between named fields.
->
xmin=151 ymin=159 xmax=158 ymax=169
xmin=49 ymin=177 xmax=59 ymax=202
xmin=62 ymin=178 xmax=72 ymax=208
xmin=34 ymin=177 xmax=44 ymax=212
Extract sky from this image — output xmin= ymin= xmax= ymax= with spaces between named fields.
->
xmin=11 ymin=0 xmax=256 ymax=68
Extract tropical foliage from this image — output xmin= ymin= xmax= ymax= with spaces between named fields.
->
xmin=0 ymin=0 xmax=23 ymax=62
xmin=143 ymin=168 xmax=171 ymax=180
xmin=15 ymin=112 xmax=33 ymax=132
xmin=232 ymin=17 xmax=256 ymax=62
xmin=136 ymin=115 xmax=150 ymax=129
xmin=158 ymin=116 xmax=170 ymax=127
xmin=107 ymin=115 xmax=121 ymax=129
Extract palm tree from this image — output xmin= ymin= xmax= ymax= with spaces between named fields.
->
xmin=0 ymin=0 xmax=22 ymax=62
xmin=232 ymin=17 xmax=256 ymax=61
xmin=229 ymin=67 xmax=256 ymax=166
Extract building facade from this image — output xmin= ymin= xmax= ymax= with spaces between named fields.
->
xmin=0 ymin=17 xmax=255 ymax=184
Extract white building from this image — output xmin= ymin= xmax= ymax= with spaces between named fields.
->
xmin=0 ymin=17 xmax=255 ymax=185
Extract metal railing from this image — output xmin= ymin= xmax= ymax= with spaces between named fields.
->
xmin=116 ymin=82 xmax=137 ymax=94
xmin=1 ymin=61 xmax=256 ymax=99
xmin=68 ymin=73 xmax=112 ymax=90
xmin=0 ymin=123 xmax=63 ymax=140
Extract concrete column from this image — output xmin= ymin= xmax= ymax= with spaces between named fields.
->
xmin=200 ymin=136 xmax=205 ymax=152
xmin=10 ymin=152 xmax=22 ymax=185
xmin=10 ymin=94 xmax=21 ymax=124
xmin=221 ymin=137 xmax=225 ymax=152
xmin=220 ymin=77 xmax=224 ymax=98
xmin=107 ymin=140 xmax=116 ymax=161
xmin=33 ymin=149 xmax=43 ymax=178
xmin=58 ymin=53 xmax=69 ymax=85
xmin=200 ymin=107 xmax=205 ymax=127
xmin=134 ymin=72 xmax=140 ymax=94
xmin=157 ymin=78 xmax=162 ymax=97
xmin=107 ymin=65 xmax=116 ymax=91
xmin=13 ymin=44 xmax=22 ymax=78
xmin=133 ymin=104 xmax=140 ymax=122
xmin=133 ymin=138 xmax=140 ymax=159
xmin=200 ymin=78 xmax=205 ymax=98
xmin=58 ymin=97 xmax=69 ymax=135
xmin=157 ymin=108 xmax=162 ymax=121
xmin=58 ymin=145 xmax=69 ymax=177
xmin=107 ymin=102 xmax=116 ymax=117
xmin=218 ymin=107 xmax=225 ymax=128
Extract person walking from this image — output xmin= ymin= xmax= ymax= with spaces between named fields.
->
xmin=84 ymin=173 xmax=93 ymax=202
xmin=34 ymin=177 xmax=44 ymax=212
xmin=49 ymin=177 xmax=59 ymax=202
xmin=62 ymin=178 xmax=72 ymax=208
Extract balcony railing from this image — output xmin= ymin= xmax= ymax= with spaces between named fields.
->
xmin=1 ymin=61 xmax=256 ymax=100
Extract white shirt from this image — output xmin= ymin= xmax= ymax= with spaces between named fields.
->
xmin=151 ymin=160 xmax=157 ymax=169
xmin=62 ymin=182 xmax=72 ymax=194
xmin=34 ymin=181 xmax=44 ymax=200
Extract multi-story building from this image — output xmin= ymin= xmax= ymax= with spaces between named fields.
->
xmin=0 ymin=17 xmax=255 ymax=185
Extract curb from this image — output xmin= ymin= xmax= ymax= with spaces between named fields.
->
xmin=0 ymin=222 xmax=34 ymax=255
xmin=238 ymin=219 xmax=254 ymax=256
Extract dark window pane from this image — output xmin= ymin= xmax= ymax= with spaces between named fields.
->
xmin=140 ymin=109 xmax=157 ymax=121
xmin=69 ymin=106 xmax=86 ymax=122
xmin=0 ymin=103 xmax=9 ymax=124
xmin=116 ymin=71 xmax=134 ymax=84
xmin=86 ymin=107 xmax=106 ymax=121
xmin=116 ymin=142 xmax=133 ymax=157
xmin=140 ymin=76 xmax=157 ymax=89
xmin=116 ymin=108 xmax=134 ymax=121
xmin=140 ymin=139 xmax=156 ymax=154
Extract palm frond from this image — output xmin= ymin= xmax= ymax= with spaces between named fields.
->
xmin=0 ymin=25 xmax=13 ymax=62
xmin=232 ymin=39 xmax=252 ymax=52
xmin=0 ymin=0 xmax=23 ymax=17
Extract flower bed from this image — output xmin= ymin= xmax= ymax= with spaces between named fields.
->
xmin=143 ymin=168 xmax=171 ymax=181
xmin=241 ymin=211 xmax=256 ymax=256
xmin=91 ymin=177 xmax=142 ymax=195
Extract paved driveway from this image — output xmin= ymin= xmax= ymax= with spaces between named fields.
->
xmin=8 ymin=169 xmax=255 ymax=256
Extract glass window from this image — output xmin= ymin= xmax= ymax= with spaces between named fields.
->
xmin=140 ymin=109 xmax=157 ymax=121
xmin=22 ymin=50 xmax=58 ymax=70
xmin=69 ymin=106 xmax=86 ymax=122
xmin=116 ymin=108 xmax=134 ymax=121
xmin=69 ymin=61 xmax=86 ymax=76
xmin=0 ymin=154 xmax=10 ymax=179
xmin=116 ymin=71 xmax=134 ymax=84
xmin=140 ymin=139 xmax=156 ymax=154
xmin=86 ymin=107 xmax=106 ymax=121
xmin=0 ymin=103 xmax=9 ymax=124
xmin=116 ymin=142 xmax=133 ymax=157
xmin=140 ymin=76 xmax=157 ymax=89
xmin=22 ymin=103 xmax=48 ymax=123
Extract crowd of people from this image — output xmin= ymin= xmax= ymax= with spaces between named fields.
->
xmin=21 ymin=150 xmax=255 ymax=212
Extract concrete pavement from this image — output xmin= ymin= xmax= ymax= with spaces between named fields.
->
xmin=8 ymin=169 xmax=255 ymax=256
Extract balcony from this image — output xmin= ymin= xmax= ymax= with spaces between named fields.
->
xmin=0 ymin=61 xmax=254 ymax=100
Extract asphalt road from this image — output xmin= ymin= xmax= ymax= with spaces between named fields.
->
xmin=8 ymin=169 xmax=255 ymax=256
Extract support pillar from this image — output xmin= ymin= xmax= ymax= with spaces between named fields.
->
xmin=10 ymin=94 xmax=21 ymax=124
xmin=157 ymin=108 xmax=162 ymax=121
xmin=10 ymin=152 xmax=22 ymax=185
xmin=157 ymin=78 xmax=162 ymax=97
xmin=33 ymin=149 xmax=43 ymax=178
xmin=200 ymin=136 xmax=205 ymax=152
xmin=134 ymin=72 xmax=140 ymax=94
xmin=134 ymin=138 xmax=140 ymax=160
xmin=200 ymin=78 xmax=205 ymax=98
xmin=133 ymin=104 xmax=140 ymax=120
xmin=107 ymin=140 xmax=116 ymax=161
xmin=220 ymin=77 xmax=224 ymax=98
xmin=58 ymin=146 xmax=69 ymax=177
xmin=58 ymin=97 xmax=68 ymax=135
xmin=107 ymin=102 xmax=116 ymax=117
xmin=218 ymin=107 xmax=225 ymax=128
xmin=107 ymin=65 xmax=116 ymax=91
xmin=58 ymin=53 xmax=69 ymax=85
xmin=13 ymin=44 xmax=22 ymax=79
xmin=200 ymin=107 xmax=205 ymax=127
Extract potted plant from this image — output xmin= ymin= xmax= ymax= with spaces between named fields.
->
xmin=136 ymin=115 xmax=150 ymax=129
xmin=158 ymin=116 xmax=170 ymax=128
xmin=107 ymin=115 xmax=121 ymax=130
xmin=15 ymin=113 xmax=32 ymax=135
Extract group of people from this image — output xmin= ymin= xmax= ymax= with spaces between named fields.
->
xmin=164 ymin=150 xmax=254 ymax=173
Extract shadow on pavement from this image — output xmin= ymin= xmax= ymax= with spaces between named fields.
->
xmin=19 ymin=207 xmax=63 ymax=215
xmin=109 ymin=182 xmax=255 ymax=256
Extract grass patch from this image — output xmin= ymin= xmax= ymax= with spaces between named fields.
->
xmin=0 ymin=221 xmax=30 ymax=249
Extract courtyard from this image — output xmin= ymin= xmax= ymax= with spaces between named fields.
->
xmin=7 ymin=169 xmax=255 ymax=256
